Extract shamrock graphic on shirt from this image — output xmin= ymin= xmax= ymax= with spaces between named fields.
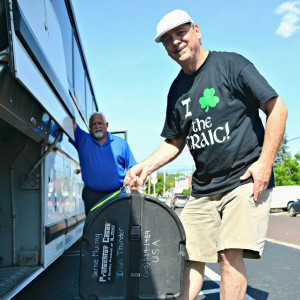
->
xmin=199 ymin=88 xmax=220 ymax=112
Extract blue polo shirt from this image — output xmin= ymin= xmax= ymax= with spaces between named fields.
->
xmin=70 ymin=125 xmax=136 ymax=192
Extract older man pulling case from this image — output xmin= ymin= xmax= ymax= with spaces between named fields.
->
xmin=125 ymin=9 xmax=288 ymax=300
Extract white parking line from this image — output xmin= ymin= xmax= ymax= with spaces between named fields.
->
xmin=202 ymin=266 xmax=256 ymax=300
xmin=199 ymin=288 xmax=220 ymax=295
xmin=266 ymin=238 xmax=300 ymax=249
xmin=204 ymin=266 xmax=221 ymax=283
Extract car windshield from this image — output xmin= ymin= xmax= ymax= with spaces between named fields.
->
xmin=177 ymin=195 xmax=188 ymax=199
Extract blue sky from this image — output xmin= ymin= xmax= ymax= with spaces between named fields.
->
xmin=71 ymin=0 xmax=300 ymax=173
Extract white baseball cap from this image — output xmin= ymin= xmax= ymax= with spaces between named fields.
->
xmin=155 ymin=10 xmax=194 ymax=43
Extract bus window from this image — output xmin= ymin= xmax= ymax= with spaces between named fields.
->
xmin=92 ymin=98 xmax=96 ymax=113
xmin=111 ymin=131 xmax=128 ymax=141
xmin=73 ymin=38 xmax=86 ymax=118
xmin=85 ymin=77 xmax=93 ymax=118
xmin=51 ymin=0 xmax=73 ymax=88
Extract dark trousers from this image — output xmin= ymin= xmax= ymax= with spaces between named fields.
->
xmin=82 ymin=185 xmax=111 ymax=215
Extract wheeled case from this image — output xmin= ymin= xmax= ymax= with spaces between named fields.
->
xmin=79 ymin=189 xmax=186 ymax=299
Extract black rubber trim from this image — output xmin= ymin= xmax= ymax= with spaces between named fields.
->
xmin=76 ymin=213 xmax=86 ymax=224
xmin=45 ymin=220 xmax=67 ymax=244
xmin=45 ymin=214 xmax=86 ymax=244
xmin=12 ymin=0 xmax=75 ymax=118
xmin=66 ymin=216 xmax=77 ymax=233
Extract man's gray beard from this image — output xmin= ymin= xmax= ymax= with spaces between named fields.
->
xmin=94 ymin=131 xmax=104 ymax=139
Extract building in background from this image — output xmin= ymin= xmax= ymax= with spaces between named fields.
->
xmin=174 ymin=175 xmax=192 ymax=194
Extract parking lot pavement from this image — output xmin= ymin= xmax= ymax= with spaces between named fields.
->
xmin=14 ymin=207 xmax=299 ymax=300
xmin=270 ymin=209 xmax=289 ymax=216
xmin=267 ymin=213 xmax=300 ymax=247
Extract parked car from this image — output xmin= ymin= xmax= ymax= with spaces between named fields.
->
xmin=288 ymin=199 xmax=300 ymax=217
xmin=165 ymin=197 xmax=175 ymax=210
xmin=157 ymin=195 xmax=175 ymax=210
xmin=174 ymin=195 xmax=189 ymax=208
xmin=158 ymin=196 xmax=166 ymax=203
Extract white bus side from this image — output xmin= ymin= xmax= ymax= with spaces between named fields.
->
xmin=0 ymin=0 xmax=98 ymax=298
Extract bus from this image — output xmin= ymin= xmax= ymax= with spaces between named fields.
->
xmin=0 ymin=0 xmax=99 ymax=298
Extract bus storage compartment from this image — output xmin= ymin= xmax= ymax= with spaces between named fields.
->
xmin=0 ymin=64 xmax=49 ymax=144
xmin=79 ymin=190 xmax=186 ymax=300
xmin=0 ymin=120 xmax=43 ymax=299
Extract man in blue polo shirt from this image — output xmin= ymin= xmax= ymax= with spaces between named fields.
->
xmin=70 ymin=112 xmax=136 ymax=215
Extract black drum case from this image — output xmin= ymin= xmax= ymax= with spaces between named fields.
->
xmin=79 ymin=190 xmax=186 ymax=299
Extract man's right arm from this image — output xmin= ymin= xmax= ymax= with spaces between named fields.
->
xmin=125 ymin=135 xmax=186 ymax=187
xmin=69 ymin=118 xmax=79 ymax=149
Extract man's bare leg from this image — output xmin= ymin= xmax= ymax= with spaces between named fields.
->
xmin=178 ymin=260 xmax=205 ymax=300
xmin=219 ymin=249 xmax=247 ymax=300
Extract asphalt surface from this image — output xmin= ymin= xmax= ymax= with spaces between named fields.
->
xmin=267 ymin=212 xmax=300 ymax=246
xmin=13 ymin=243 xmax=81 ymax=300
xmin=13 ymin=211 xmax=300 ymax=300
xmin=206 ymin=241 xmax=300 ymax=300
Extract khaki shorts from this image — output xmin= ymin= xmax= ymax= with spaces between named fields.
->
xmin=180 ymin=183 xmax=272 ymax=263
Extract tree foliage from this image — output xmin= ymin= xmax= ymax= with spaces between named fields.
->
xmin=144 ymin=172 xmax=184 ymax=196
xmin=182 ymin=188 xmax=191 ymax=195
xmin=274 ymin=134 xmax=290 ymax=168
xmin=274 ymin=152 xmax=300 ymax=186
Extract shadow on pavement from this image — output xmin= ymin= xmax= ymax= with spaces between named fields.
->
xmin=195 ymin=280 xmax=269 ymax=299
xmin=13 ymin=241 xmax=81 ymax=300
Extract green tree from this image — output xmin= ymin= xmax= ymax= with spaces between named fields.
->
xmin=274 ymin=152 xmax=300 ymax=186
xmin=145 ymin=173 xmax=168 ymax=196
xmin=144 ymin=172 xmax=185 ymax=196
xmin=155 ymin=173 xmax=164 ymax=195
xmin=274 ymin=134 xmax=290 ymax=168
xmin=182 ymin=187 xmax=191 ymax=195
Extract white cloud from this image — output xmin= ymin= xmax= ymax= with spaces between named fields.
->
xmin=276 ymin=1 xmax=300 ymax=14
xmin=275 ymin=1 xmax=300 ymax=38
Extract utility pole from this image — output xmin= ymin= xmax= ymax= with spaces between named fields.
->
xmin=148 ymin=175 xmax=151 ymax=195
xmin=163 ymin=167 xmax=166 ymax=196
xmin=151 ymin=171 xmax=158 ymax=197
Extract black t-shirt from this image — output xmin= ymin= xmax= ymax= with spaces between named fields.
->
xmin=161 ymin=51 xmax=278 ymax=197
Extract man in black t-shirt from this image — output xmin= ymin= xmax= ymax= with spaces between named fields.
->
xmin=125 ymin=9 xmax=288 ymax=300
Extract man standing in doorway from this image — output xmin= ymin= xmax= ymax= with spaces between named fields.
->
xmin=70 ymin=112 xmax=136 ymax=215
xmin=125 ymin=10 xmax=288 ymax=299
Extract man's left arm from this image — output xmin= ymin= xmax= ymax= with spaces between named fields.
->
xmin=240 ymin=96 xmax=288 ymax=201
